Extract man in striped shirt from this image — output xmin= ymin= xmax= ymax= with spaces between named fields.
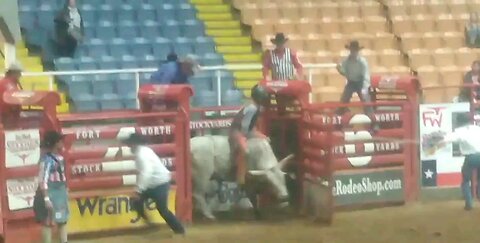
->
xmin=262 ymin=33 xmax=303 ymax=81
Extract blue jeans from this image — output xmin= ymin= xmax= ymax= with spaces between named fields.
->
xmin=136 ymin=183 xmax=185 ymax=234
xmin=466 ymin=26 xmax=480 ymax=47
xmin=461 ymin=153 xmax=480 ymax=209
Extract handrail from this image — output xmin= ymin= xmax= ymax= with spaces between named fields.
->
xmin=21 ymin=63 xmax=337 ymax=76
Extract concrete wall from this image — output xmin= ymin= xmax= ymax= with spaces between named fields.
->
xmin=0 ymin=0 xmax=21 ymax=44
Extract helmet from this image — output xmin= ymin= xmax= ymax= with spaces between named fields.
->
xmin=251 ymin=84 xmax=270 ymax=104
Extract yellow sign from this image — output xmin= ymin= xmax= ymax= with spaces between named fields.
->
xmin=68 ymin=189 xmax=176 ymax=234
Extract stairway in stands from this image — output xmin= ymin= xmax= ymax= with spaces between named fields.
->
xmin=0 ymin=41 xmax=69 ymax=113
xmin=190 ymin=0 xmax=262 ymax=97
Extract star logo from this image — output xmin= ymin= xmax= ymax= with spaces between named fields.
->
xmin=424 ymin=169 xmax=434 ymax=179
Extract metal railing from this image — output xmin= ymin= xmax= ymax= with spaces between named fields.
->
xmin=21 ymin=63 xmax=337 ymax=105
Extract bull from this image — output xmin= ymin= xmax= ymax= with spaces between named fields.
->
xmin=190 ymin=135 xmax=293 ymax=220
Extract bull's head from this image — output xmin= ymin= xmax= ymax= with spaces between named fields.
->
xmin=247 ymin=154 xmax=295 ymax=207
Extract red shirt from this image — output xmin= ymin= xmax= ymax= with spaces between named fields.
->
xmin=0 ymin=76 xmax=22 ymax=122
xmin=262 ymin=48 xmax=303 ymax=79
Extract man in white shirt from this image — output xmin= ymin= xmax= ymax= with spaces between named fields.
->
xmin=432 ymin=114 xmax=480 ymax=210
xmin=122 ymin=134 xmax=185 ymax=235
xmin=336 ymin=40 xmax=372 ymax=115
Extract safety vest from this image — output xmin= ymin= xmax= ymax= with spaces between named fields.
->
xmin=270 ymin=48 xmax=295 ymax=81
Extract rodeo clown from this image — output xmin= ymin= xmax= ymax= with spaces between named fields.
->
xmin=121 ymin=133 xmax=186 ymax=236
xmin=229 ymin=84 xmax=271 ymax=186
xmin=428 ymin=113 xmax=480 ymax=210
xmin=33 ymin=131 xmax=69 ymax=243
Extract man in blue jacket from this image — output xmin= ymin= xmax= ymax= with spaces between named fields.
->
xmin=150 ymin=54 xmax=199 ymax=84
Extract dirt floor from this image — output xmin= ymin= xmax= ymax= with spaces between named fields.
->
xmin=73 ymin=200 xmax=480 ymax=243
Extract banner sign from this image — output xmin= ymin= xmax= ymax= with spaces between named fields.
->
xmin=333 ymin=168 xmax=404 ymax=206
xmin=68 ymin=189 xmax=176 ymax=234
xmin=4 ymin=129 xmax=41 ymax=168
xmin=419 ymin=103 xmax=469 ymax=187
xmin=6 ymin=177 xmax=38 ymax=210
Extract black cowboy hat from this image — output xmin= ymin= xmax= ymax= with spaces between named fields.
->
xmin=121 ymin=133 xmax=147 ymax=146
xmin=41 ymin=131 xmax=65 ymax=149
xmin=270 ymin=33 xmax=289 ymax=45
xmin=345 ymin=40 xmax=363 ymax=50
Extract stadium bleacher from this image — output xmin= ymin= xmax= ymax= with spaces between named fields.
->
xmin=11 ymin=0 xmax=480 ymax=108
xmin=17 ymin=0 xmax=243 ymax=112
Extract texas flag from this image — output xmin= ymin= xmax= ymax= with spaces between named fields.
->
xmin=422 ymin=160 xmax=462 ymax=187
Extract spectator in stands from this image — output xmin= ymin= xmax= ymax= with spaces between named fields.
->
xmin=459 ymin=60 xmax=480 ymax=101
xmin=122 ymin=134 xmax=186 ymax=236
xmin=150 ymin=54 xmax=199 ymax=84
xmin=34 ymin=131 xmax=69 ymax=243
xmin=54 ymin=0 xmax=84 ymax=57
xmin=262 ymin=33 xmax=303 ymax=81
xmin=336 ymin=40 xmax=373 ymax=115
xmin=0 ymin=63 xmax=23 ymax=127
xmin=466 ymin=12 xmax=480 ymax=48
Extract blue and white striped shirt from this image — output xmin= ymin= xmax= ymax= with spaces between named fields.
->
xmin=38 ymin=153 xmax=66 ymax=190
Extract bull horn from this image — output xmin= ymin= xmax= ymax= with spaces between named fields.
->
xmin=248 ymin=170 xmax=267 ymax=176
xmin=278 ymin=154 xmax=295 ymax=171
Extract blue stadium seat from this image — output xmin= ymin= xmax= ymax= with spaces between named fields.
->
xmin=109 ymin=38 xmax=129 ymax=57
xmin=152 ymin=38 xmax=172 ymax=58
xmin=83 ymin=27 xmax=96 ymax=39
xmin=131 ymin=37 xmax=152 ymax=57
xmin=147 ymin=0 xmax=188 ymax=6
xmin=80 ymin=4 xmax=96 ymax=23
xmin=116 ymin=5 xmax=136 ymax=22
xmin=194 ymin=36 xmax=216 ymax=55
xmin=85 ymin=38 xmax=109 ymax=58
xmin=212 ymin=71 xmax=235 ymax=94
xmin=117 ymin=21 xmax=138 ymax=40
xmin=222 ymin=89 xmax=244 ymax=106
xmin=194 ymin=90 xmax=217 ymax=107
xmin=190 ymin=72 xmax=213 ymax=91
xmin=73 ymin=96 xmax=99 ymax=112
xmin=37 ymin=8 xmax=54 ymax=29
xmin=54 ymin=57 xmax=77 ymax=71
xmin=19 ymin=5 xmax=35 ymax=30
xmin=139 ymin=20 xmax=160 ymax=40
xmin=156 ymin=4 xmax=176 ymax=23
xmin=78 ymin=57 xmax=97 ymax=70
xmin=162 ymin=20 xmax=181 ymax=39
xmin=99 ymin=94 xmax=123 ymax=111
xmin=140 ymin=55 xmax=158 ymax=68
xmin=123 ymin=99 xmax=138 ymax=109
xmin=93 ymin=74 xmax=116 ymax=96
xmin=201 ymin=53 xmax=224 ymax=66
xmin=182 ymin=19 xmax=205 ymax=38
xmin=120 ymin=55 xmax=138 ymax=69
xmin=99 ymin=56 xmax=118 ymax=70
xmin=176 ymin=4 xmax=196 ymax=21
xmin=137 ymin=4 xmax=157 ymax=22
xmin=96 ymin=21 xmax=116 ymax=40
xmin=68 ymin=76 xmax=93 ymax=98
xmin=139 ymin=72 xmax=153 ymax=85
xmin=98 ymin=5 xmax=116 ymax=22
xmin=116 ymin=74 xmax=137 ymax=98
xmin=80 ymin=0 xmax=106 ymax=5
xmin=173 ymin=37 xmax=193 ymax=56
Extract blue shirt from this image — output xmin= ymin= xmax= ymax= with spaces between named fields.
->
xmin=150 ymin=61 xmax=188 ymax=85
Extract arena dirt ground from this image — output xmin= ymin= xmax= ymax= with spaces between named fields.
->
xmin=72 ymin=200 xmax=480 ymax=243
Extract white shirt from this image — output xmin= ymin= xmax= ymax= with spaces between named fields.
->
xmin=135 ymin=146 xmax=171 ymax=192
xmin=68 ymin=7 xmax=81 ymax=30
xmin=444 ymin=125 xmax=480 ymax=155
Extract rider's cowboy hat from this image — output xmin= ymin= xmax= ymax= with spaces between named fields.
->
xmin=345 ymin=40 xmax=363 ymax=51
xmin=270 ymin=33 xmax=289 ymax=45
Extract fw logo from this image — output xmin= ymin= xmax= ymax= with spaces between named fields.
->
xmin=422 ymin=107 xmax=446 ymax=127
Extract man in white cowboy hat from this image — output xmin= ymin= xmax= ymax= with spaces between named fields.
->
xmin=336 ymin=40 xmax=372 ymax=114
xmin=150 ymin=54 xmax=200 ymax=85
xmin=0 ymin=62 xmax=23 ymax=127
xmin=262 ymin=33 xmax=303 ymax=81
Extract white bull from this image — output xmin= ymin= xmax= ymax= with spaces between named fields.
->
xmin=190 ymin=135 xmax=293 ymax=220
